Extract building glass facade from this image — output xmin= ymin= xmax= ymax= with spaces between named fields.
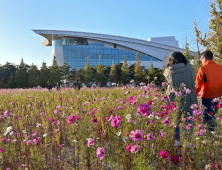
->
xmin=53 ymin=39 xmax=160 ymax=69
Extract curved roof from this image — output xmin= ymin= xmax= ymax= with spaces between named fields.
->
xmin=33 ymin=29 xmax=185 ymax=61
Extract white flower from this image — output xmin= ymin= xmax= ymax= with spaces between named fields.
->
xmin=122 ymin=137 xmax=128 ymax=143
xmin=211 ymin=131 xmax=216 ymax=134
xmin=23 ymin=130 xmax=27 ymax=134
xmin=196 ymin=138 xmax=200 ymax=140
xmin=6 ymin=126 xmax=12 ymax=133
xmin=3 ymin=132 xmax=7 ymax=136
xmin=43 ymin=133 xmax=47 ymax=137
xmin=126 ymin=114 xmax=131 ymax=119
xmin=130 ymin=79 xmax=134 ymax=83
xmin=116 ymin=132 xmax=122 ymax=136
xmin=36 ymin=123 xmax=41 ymax=127
xmin=155 ymin=116 xmax=160 ymax=120
xmin=154 ymin=76 xmax=157 ymax=80
xmin=73 ymin=140 xmax=77 ymax=143
xmin=9 ymin=131 xmax=14 ymax=136
xmin=112 ymin=83 xmax=116 ymax=86
xmin=148 ymin=115 xmax=154 ymax=119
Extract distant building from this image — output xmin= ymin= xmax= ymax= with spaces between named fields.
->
xmin=33 ymin=30 xmax=184 ymax=69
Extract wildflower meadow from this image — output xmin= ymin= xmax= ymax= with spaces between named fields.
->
xmin=0 ymin=83 xmax=222 ymax=169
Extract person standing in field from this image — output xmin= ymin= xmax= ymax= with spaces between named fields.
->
xmin=73 ymin=79 xmax=80 ymax=90
xmin=164 ymin=52 xmax=197 ymax=145
xmin=47 ymin=81 xmax=52 ymax=91
xmin=56 ymin=82 xmax=60 ymax=91
xmin=195 ymin=50 xmax=222 ymax=132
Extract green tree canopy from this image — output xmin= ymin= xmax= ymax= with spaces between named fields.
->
xmin=84 ymin=57 xmax=94 ymax=86
xmin=95 ymin=55 xmax=107 ymax=86
xmin=28 ymin=63 xmax=38 ymax=88
xmin=121 ymin=55 xmax=130 ymax=85
xmin=134 ymin=52 xmax=143 ymax=84
xmin=38 ymin=61 xmax=49 ymax=88
xmin=15 ymin=58 xmax=29 ymax=88
xmin=50 ymin=56 xmax=60 ymax=87
xmin=109 ymin=60 xmax=118 ymax=83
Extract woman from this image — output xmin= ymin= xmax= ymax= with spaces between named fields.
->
xmin=163 ymin=52 xmax=197 ymax=146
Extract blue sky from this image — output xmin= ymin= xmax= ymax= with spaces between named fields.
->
xmin=0 ymin=0 xmax=210 ymax=68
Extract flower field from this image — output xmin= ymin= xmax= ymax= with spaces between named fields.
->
xmin=0 ymin=84 xmax=222 ymax=170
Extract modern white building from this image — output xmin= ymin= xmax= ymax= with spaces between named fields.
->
xmin=33 ymin=30 xmax=184 ymax=69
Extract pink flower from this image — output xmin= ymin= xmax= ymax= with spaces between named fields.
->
xmin=28 ymin=104 xmax=31 ymax=108
xmin=147 ymin=133 xmax=155 ymax=141
xmin=129 ymin=130 xmax=144 ymax=142
xmin=0 ymin=148 xmax=3 ymax=152
xmin=33 ymin=137 xmax=39 ymax=145
xmin=26 ymin=140 xmax=31 ymax=145
xmin=185 ymin=89 xmax=191 ymax=94
xmin=159 ymin=150 xmax=169 ymax=159
xmin=111 ymin=115 xmax=122 ymax=128
xmin=130 ymin=145 xmax=141 ymax=153
xmin=67 ymin=115 xmax=76 ymax=125
xmin=159 ymin=131 xmax=166 ymax=138
xmin=32 ymin=131 xmax=38 ymax=136
xmin=2 ymin=137 xmax=6 ymax=142
xmin=190 ymin=104 xmax=198 ymax=110
xmin=171 ymin=155 xmax=180 ymax=165
xmin=137 ymin=103 xmax=151 ymax=117
xmin=193 ymin=110 xmax=202 ymax=116
xmin=96 ymin=147 xmax=105 ymax=160
xmin=126 ymin=143 xmax=134 ymax=152
xmin=76 ymin=116 xmax=81 ymax=120
xmin=48 ymin=118 xmax=54 ymax=121
xmin=87 ymin=138 xmax=94 ymax=147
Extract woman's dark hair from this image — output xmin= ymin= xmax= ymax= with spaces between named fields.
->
xmin=167 ymin=52 xmax=188 ymax=67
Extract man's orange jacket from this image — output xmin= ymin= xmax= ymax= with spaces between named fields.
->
xmin=195 ymin=60 xmax=222 ymax=98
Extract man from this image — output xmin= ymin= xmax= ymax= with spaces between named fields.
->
xmin=73 ymin=79 xmax=80 ymax=90
xmin=195 ymin=50 xmax=222 ymax=131
xmin=47 ymin=81 xmax=52 ymax=91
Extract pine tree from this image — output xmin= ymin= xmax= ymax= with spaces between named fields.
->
xmin=15 ymin=58 xmax=29 ymax=88
xmin=84 ymin=57 xmax=94 ymax=86
xmin=28 ymin=63 xmax=38 ymax=88
xmin=95 ymin=55 xmax=107 ymax=86
xmin=74 ymin=68 xmax=85 ymax=85
xmin=134 ymin=52 xmax=143 ymax=84
xmin=50 ymin=56 xmax=60 ymax=87
xmin=59 ymin=63 xmax=71 ymax=81
xmin=147 ymin=59 xmax=156 ymax=83
xmin=121 ymin=55 xmax=129 ymax=85
xmin=109 ymin=60 xmax=118 ymax=83
xmin=38 ymin=61 xmax=49 ymax=88
xmin=183 ymin=37 xmax=192 ymax=62
xmin=68 ymin=67 xmax=77 ymax=81
xmin=6 ymin=72 xmax=16 ymax=88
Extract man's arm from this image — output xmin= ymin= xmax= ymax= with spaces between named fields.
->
xmin=195 ymin=68 xmax=204 ymax=96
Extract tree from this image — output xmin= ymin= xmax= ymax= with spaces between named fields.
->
xmin=84 ymin=57 xmax=94 ymax=86
xmin=129 ymin=63 xmax=135 ymax=81
xmin=59 ymin=62 xmax=71 ymax=81
xmin=147 ymin=59 xmax=156 ymax=82
xmin=121 ymin=55 xmax=130 ymax=85
xmin=50 ymin=56 xmax=60 ymax=87
xmin=183 ymin=37 xmax=192 ymax=62
xmin=134 ymin=52 xmax=143 ymax=84
xmin=162 ymin=54 xmax=168 ymax=70
xmin=6 ymin=72 xmax=16 ymax=88
xmin=109 ymin=60 xmax=118 ymax=83
xmin=38 ymin=61 xmax=49 ymax=88
xmin=15 ymin=58 xmax=29 ymax=88
xmin=95 ymin=55 xmax=107 ymax=86
xmin=1 ymin=62 xmax=17 ymax=85
xmin=28 ymin=63 xmax=38 ymax=88
xmin=74 ymin=68 xmax=85 ymax=85
xmin=68 ymin=67 xmax=77 ymax=81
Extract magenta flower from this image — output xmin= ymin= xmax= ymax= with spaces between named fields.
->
xmin=76 ymin=116 xmax=81 ymax=120
xmin=193 ymin=110 xmax=202 ymax=116
xmin=159 ymin=131 xmax=166 ymax=138
xmin=111 ymin=115 xmax=122 ymax=128
xmin=0 ymin=148 xmax=3 ymax=152
xmin=48 ymin=118 xmax=54 ymax=121
xmin=126 ymin=143 xmax=134 ymax=152
xmin=28 ymin=104 xmax=31 ymax=108
xmin=147 ymin=133 xmax=155 ymax=141
xmin=159 ymin=150 xmax=169 ymax=159
xmin=54 ymin=109 xmax=59 ymax=115
xmin=92 ymin=118 xmax=98 ymax=123
xmin=129 ymin=130 xmax=144 ymax=142
xmin=87 ymin=138 xmax=94 ymax=147
xmin=33 ymin=137 xmax=39 ymax=145
xmin=130 ymin=145 xmax=141 ymax=153
xmin=67 ymin=115 xmax=76 ymax=125
xmin=171 ymin=155 xmax=180 ymax=165
xmin=96 ymin=147 xmax=105 ymax=160
xmin=2 ymin=137 xmax=6 ymax=142
xmin=137 ymin=103 xmax=151 ymax=117
xmin=162 ymin=82 xmax=167 ymax=86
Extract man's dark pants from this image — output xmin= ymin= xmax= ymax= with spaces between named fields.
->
xmin=201 ymin=98 xmax=218 ymax=131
